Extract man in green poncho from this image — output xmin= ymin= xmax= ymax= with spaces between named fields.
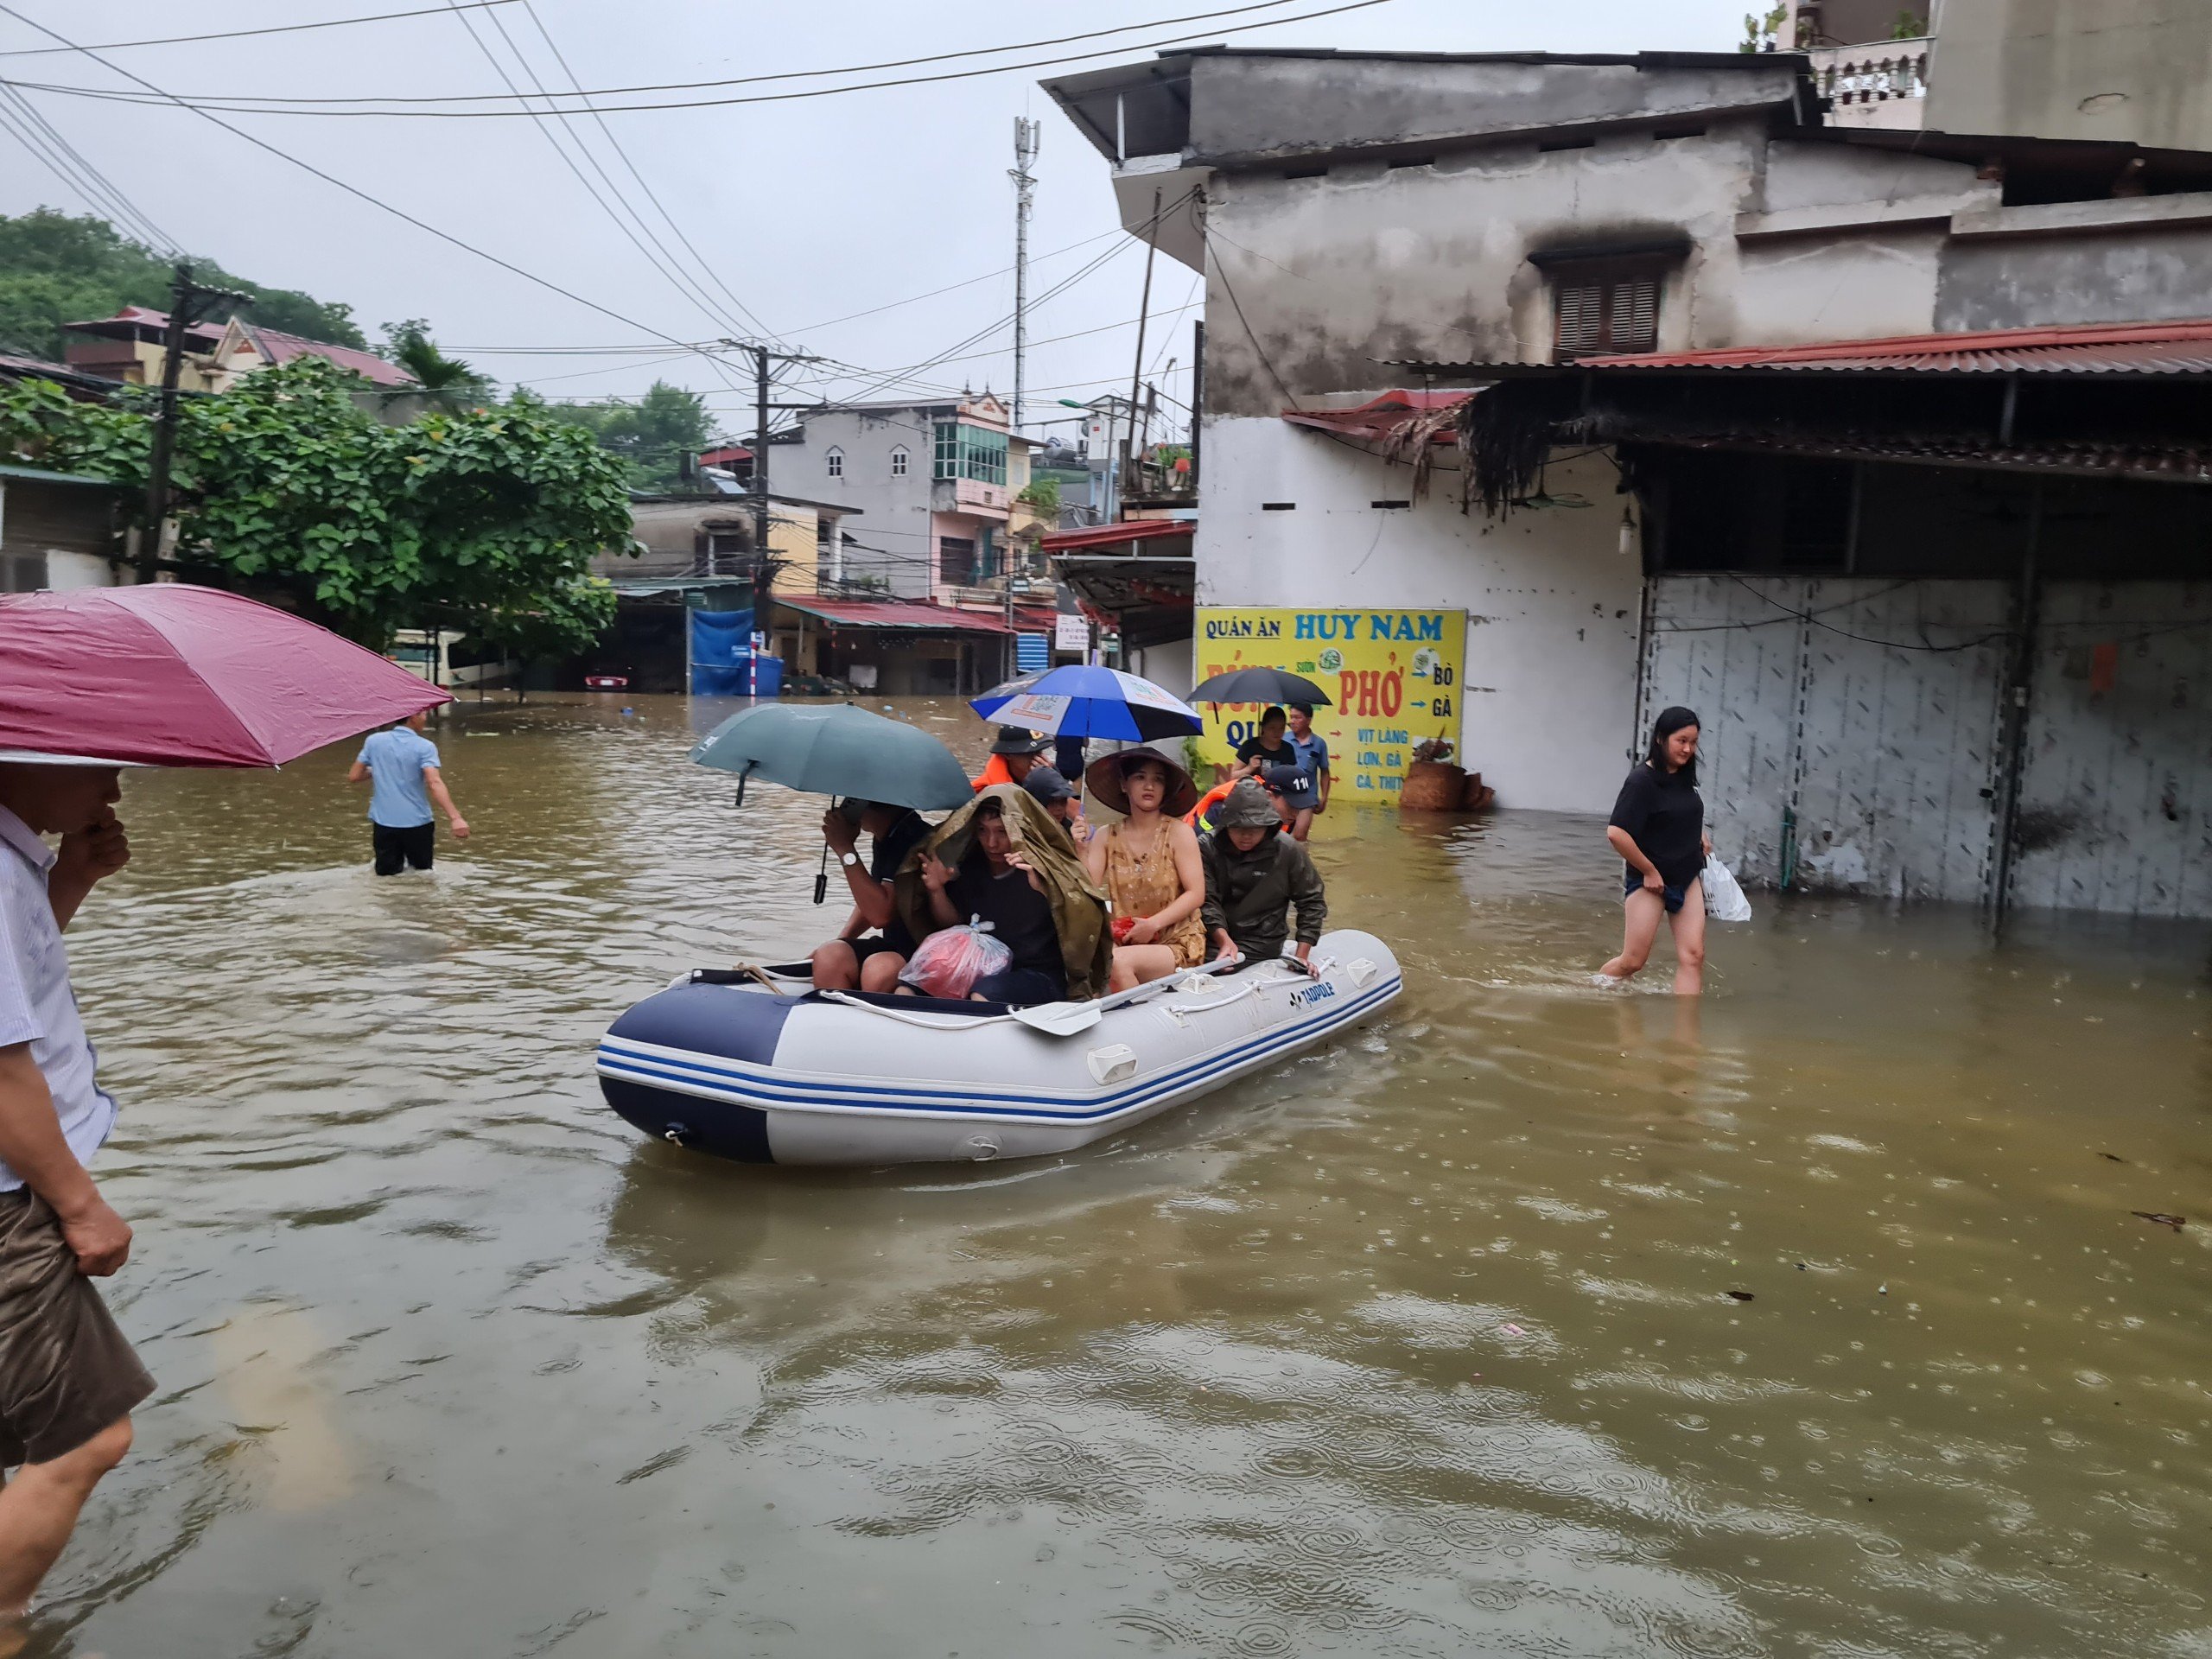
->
xmin=893 ymin=785 xmax=1112 ymax=1002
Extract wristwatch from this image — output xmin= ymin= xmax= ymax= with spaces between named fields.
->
xmin=839 ymin=851 xmax=860 ymax=868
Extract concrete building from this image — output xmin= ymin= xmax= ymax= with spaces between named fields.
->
xmin=773 ymin=393 xmax=1045 ymax=608
xmin=1043 ymin=44 xmax=2212 ymax=916
xmin=1794 ymin=0 xmax=2212 ymax=151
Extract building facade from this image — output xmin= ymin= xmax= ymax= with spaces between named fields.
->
xmin=774 ymin=394 xmax=1028 ymax=606
xmin=1044 ymin=43 xmax=2212 ymax=915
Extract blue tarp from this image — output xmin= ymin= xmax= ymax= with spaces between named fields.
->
xmin=691 ymin=608 xmax=770 ymax=696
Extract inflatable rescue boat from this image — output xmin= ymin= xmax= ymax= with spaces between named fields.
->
xmin=595 ymin=929 xmax=1402 ymax=1166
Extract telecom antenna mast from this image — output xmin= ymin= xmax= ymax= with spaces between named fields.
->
xmin=1010 ymin=117 xmax=1041 ymax=432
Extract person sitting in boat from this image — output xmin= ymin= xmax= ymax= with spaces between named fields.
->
xmin=1201 ymin=780 xmax=1328 ymax=974
xmin=1083 ymin=748 xmax=1207 ymax=992
xmin=893 ymin=785 xmax=1112 ymax=1004
xmin=1020 ymin=764 xmax=1088 ymax=848
xmin=810 ymin=798 xmax=934 ymax=993
xmin=971 ymin=727 xmax=1050 ymax=792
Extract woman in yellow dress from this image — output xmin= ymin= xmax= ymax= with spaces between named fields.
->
xmin=1083 ymin=749 xmax=1207 ymax=992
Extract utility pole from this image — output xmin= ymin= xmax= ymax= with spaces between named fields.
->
xmin=1010 ymin=118 xmax=1040 ymax=435
xmin=139 ymin=262 xmax=247 ymax=581
xmin=740 ymin=341 xmax=826 ymax=690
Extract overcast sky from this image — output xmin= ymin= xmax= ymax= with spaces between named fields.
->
xmin=1 ymin=0 xmax=1751 ymax=439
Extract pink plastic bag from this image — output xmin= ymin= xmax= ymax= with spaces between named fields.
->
xmin=897 ymin=919 xmax=1012 ymax=1000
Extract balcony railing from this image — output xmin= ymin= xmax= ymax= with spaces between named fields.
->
xmin=1808 ymin=38 xmax=1931 ymax=128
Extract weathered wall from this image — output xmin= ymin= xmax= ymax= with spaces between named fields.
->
xmin=1925 ymin=0 xmax=2212 ymax=152
xmin=1937 ymin=220 xmax=2212 ymax=329
xmin=1195 ymin=421 xmax=1641 ymax=812
xmin=1640 ymin=576 xmax=2011 ymax=901
xmin=2009 ymin=582 xmax=2212 ymax=916
xmin=1183 ymin=53 xmax=1801 ymax=163
xmin=1200 ymin=129 xmax=1985 ymax=418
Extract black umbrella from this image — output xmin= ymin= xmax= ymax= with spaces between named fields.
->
xmin=1188 ymin=666 xmax=1332 ymax=706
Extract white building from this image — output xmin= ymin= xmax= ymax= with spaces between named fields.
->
xmin=1043 ymin=45 xmax=2212 ymax=915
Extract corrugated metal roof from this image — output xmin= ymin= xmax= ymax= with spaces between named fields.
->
xmin=1573 ymin=317 xmax=2212 ymax=375
xmin=776 ymin=597 xmax=1058 ymax=636
xmin=0 ymin=463 xmax=120 ymax=489
xmin=1039 ymin=518 xmax=1195 ymax=552
xmin=1281 ymin=389 xmax=1471 ymax=443
xmin=239 ymin=323 xmax=417 ymax=387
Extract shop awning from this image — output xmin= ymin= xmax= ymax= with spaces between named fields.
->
xmin=776 ymin=596 xmax=1058 ymax=636
xmin=1039 ymin=518 xmax=1194 ymax=552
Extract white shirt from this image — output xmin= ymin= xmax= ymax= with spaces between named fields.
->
xmin=0 ymin=804 xmax=118 ymax=1191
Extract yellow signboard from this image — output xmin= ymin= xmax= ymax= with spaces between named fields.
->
xmin=1192 ymin=607 xmax=1465 ymax=800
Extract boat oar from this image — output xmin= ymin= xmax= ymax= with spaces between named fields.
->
xmin=1008 ymin=1000 xmax=1103 ymax=1037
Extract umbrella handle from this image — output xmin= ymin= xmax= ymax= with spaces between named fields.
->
xmin=734 ymin=759 xmax=755 ymax=809
xmin=813 ymin=838 xmax=830 ymax=906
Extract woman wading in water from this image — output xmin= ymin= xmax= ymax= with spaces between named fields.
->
xmin=1598 ymin=707 xmax=1713 ymax=995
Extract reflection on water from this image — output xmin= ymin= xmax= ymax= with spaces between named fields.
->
xmin=33 ymin=696 xmax=2212 ymax=1656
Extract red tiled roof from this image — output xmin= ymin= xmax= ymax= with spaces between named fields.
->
xmin=1575 ymin=316 xmax=2212 ymax=375
xmin=1281 ymin=388 xmax=1470 ymax=442
xmin=776 ymin=597 xmax=1060 ymax=636
xmin=699 ymin=445 xmax=753 ymax=466
xmin=1039 ymin=518 xmax=1195 ymax=552
xmin=238 ymin=323 xmax=416 ymax=386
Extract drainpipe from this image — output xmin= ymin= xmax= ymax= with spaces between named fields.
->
xmin=1987 ymin=478 xmax=2045 ymax=924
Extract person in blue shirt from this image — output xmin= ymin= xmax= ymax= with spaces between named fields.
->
xmin=347 ymin=712 xmax=470 ymax=874
xmin=1282 ymin=701 xmax=1332 ymax=842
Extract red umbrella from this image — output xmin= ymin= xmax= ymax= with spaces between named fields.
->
xmin=0 ymin=584 xmax=450 ymax=767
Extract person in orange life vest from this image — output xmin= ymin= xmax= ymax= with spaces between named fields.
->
xmin=972 ymin=728 xmax=1050 ymax=791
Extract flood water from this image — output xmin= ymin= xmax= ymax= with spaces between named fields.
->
xmin=35 ymin=695 xmax=2212 ymax=1656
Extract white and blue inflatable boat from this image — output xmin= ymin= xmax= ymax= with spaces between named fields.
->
xmin=595 ymin=929 xmax=1402 ymax=1166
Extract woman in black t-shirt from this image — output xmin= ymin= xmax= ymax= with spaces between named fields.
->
xmin=1597 ymin=707 xmax=1714 ymax=995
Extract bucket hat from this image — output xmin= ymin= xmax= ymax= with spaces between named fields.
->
xmin=1084 ymin=747 xmax=1199 ymax=818
xmin=988 ymin=726 xmax=1052 ymax=756
xmin=1020 ymin=764 xmax=1074 ymax=805
xmin=1212 ymin=779 xmax=1281 ymax=830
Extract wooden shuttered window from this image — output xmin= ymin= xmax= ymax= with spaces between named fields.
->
xmin=1550 ymin=260 xmax=1664 ymax=359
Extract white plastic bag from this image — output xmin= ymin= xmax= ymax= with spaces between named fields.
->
xmin=1702 ymin=856 xmax=1753 ymax=924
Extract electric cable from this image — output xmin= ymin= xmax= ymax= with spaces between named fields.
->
xmin=438 ymin=0 xmax=754 ymax=357
xmin=0 ymin=83 xmax=175 ymax=250
xmin=3 ymin=0 xmax=1400 ymax=118
xmin=517 ymin=0 xmax=776 ymax=340
xmin=0 ymin=1 xmax=523 ymax=56
xmin=0 ymin=3 xmax=741 ymax=372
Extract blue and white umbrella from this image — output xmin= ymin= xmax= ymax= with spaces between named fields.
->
xmin=969 ymin=664 xmax=1202 ymax=743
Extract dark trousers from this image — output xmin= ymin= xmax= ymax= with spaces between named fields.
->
xmin=372 ymin=821 xmax=435 ymax=875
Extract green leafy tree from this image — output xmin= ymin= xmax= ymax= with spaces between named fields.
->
xmin=1015 ymin=475 xmax=1061 ymax=515
xmin=0 ymin=208 xmax=365 ymax=361
xmin=1 ymin=358 xmax=630 ymax=658
xmin=559 ymin=379 xmax=718 ymax=491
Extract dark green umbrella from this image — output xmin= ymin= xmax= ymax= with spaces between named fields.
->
xmin=690 ymin=702 xmax=973 ymax=810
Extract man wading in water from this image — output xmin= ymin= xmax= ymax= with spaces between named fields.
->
xmin=0 ymin=762 xmax=152 ymax=1649
xmin=348 ymin=710 xmax=469 ymax=874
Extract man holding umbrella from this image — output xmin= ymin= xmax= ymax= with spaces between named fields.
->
xmin=0 ymin=760 xmax=147 ymax=1637
xmin=971 ymin=728 xmax=1050 ymax=793
xmin=810 ymin=800 xmax=933 ymax=994
xmin=0 ymin=582 xmax=453 ymax=1627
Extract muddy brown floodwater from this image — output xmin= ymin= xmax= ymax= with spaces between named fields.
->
xmin=29 ymin=696 xmax=2212 ymax=1656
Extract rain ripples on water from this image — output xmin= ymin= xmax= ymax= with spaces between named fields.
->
xmin=30 ymin=696 xmax=2212 ymax=1656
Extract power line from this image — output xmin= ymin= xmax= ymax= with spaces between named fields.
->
xmin=516 ymin=0 xmax=775 ymax=341
xmin=437 ymin=0 xmax=753 ymax=351
xmin=0 ymin=3 xmax=741 ymax=370
xmin=0 ymin=83 xmax=175 ymax=250
xmin=0 ymin=0 xmax=524 ymax=56
xmin=33 ymin=0 xmax=1316 ymax=105
xmin=3 ymin=0 xmax=1400 ymax=118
